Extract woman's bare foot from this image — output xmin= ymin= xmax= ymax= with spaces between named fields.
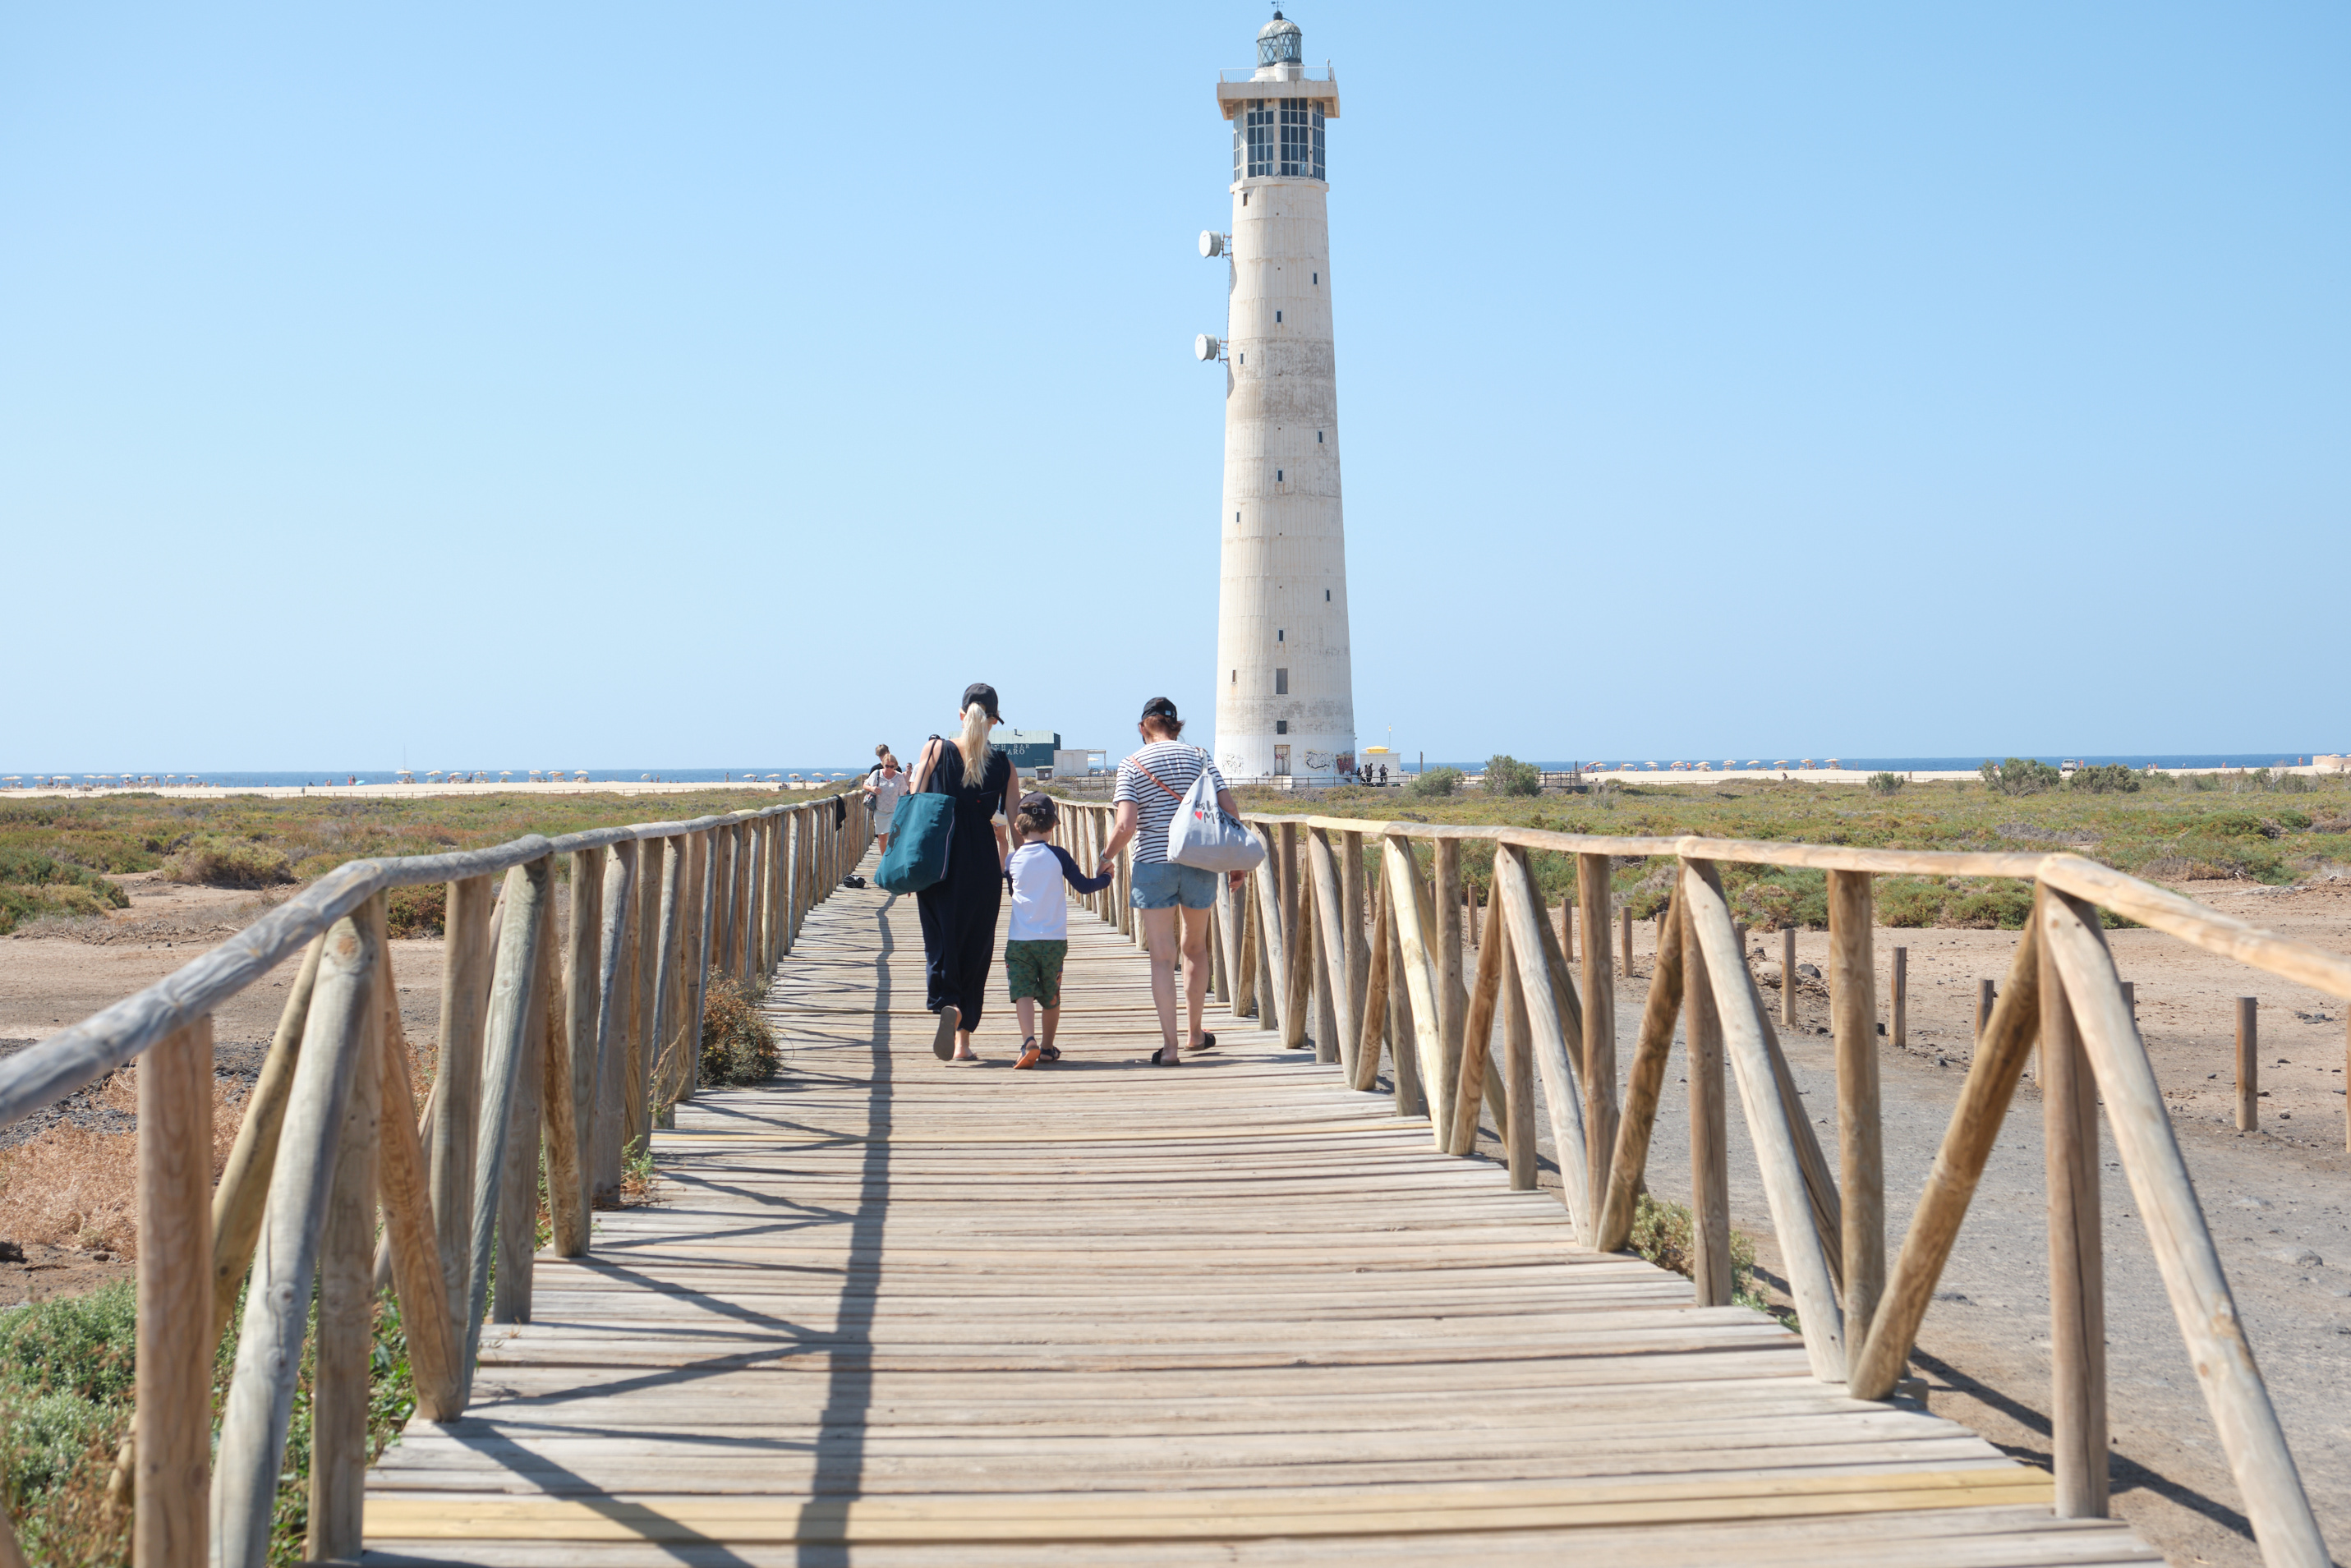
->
xmin=951 ymin=1029 xmax=978 ymax=1062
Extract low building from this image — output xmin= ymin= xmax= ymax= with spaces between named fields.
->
xmin=997 ymin=729 xmax=1060 ymax=771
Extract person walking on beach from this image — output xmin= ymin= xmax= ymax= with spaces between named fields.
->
xmin=863 ymin=747 xmax=907 ymax=858
xmin=910 ymin=683 xmax=1019 ymax=1063
xmin=1003 ymin=792 xmax=1113 ymax=1069
xmin=1098 ymin=697 xmax=1240 ymax=1067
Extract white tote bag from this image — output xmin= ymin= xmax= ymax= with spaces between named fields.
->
xmin=1156 ymin=750 xmax=1267 ymax=875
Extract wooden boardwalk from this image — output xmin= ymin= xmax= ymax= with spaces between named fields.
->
xmin=362 ymin=874 xmax=2160 ymax=1566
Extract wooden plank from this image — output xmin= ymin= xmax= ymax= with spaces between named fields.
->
xmin=1682 ymin=871 xmax=1732 ymax=1309
xmin=354 ymin=870 xmax=2158 ymax=1568
xmin=430 ymin=875 xmax=494 ymax=1332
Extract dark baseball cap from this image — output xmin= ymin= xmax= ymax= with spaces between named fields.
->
xmin=1139 ymin=696 xmax=1178 ymax=723
xmin=1017 ymin=791 xmax=1057 ymax=824
xmin=962 ymin=682 xmax=1001 ymax=721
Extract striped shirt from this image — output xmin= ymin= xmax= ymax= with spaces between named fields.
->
xmin=1112 ymin=742 xmax=1229 ymax=866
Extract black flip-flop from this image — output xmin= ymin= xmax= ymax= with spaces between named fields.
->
xmin=1039 ymin=1043 xmax=1061 ymax=1062
xmin=1139 ymin=1045 xmax=1180 ymax=1066
xmin=1185 ymin=1032 xmax=1217 ymax=1054
xmin=931 ymin=1005 xmax=961 ymax=1061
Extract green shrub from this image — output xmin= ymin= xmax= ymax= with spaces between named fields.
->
xmin=2067 ymin=764 xmax=2141 ymax=794
xmin=1981 ymin=757 xmax=2061 ymax=797
xmin=1867 ymin=772 xmax=1903 ymax=796
xmin=1484 ymin=755 xmax=1542 ymax=798
xmin=163 ymin=834 xmax=292 ymax=888
xmin=1627 ymin=1194 xmax=1769 ymax=1314
xmin=700 ymin=978 xmax=779 ymax=1085
xmin=1406 ymin=767 xmax=1463 ymax=800
xmin=384 ymin=882 xmax=447 ymax=939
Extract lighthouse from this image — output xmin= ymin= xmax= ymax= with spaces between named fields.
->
xmin=1200 ymin=10 xmax=1353 ymax=784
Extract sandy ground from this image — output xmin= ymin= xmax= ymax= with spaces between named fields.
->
xmin=6 ymin=870 xmax=2349 ymax=1563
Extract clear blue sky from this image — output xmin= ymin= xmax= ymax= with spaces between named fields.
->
xmin=5 ymin=3 xmax=2344 ymax=772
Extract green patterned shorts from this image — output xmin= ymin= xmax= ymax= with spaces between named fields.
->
xmin=1004 ymin=939 xmax=1068 ymax=1007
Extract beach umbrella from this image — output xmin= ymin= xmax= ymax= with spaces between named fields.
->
xmin=641 ymin=773 xmax=652 ymax=781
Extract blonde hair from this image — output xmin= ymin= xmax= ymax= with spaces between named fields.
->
xmin=956 ymin=701 xmax=993 ymax=779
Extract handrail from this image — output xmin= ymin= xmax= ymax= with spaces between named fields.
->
xmin=1048 ymin=797 xmax=2339 ymax=1566
xmin=2 ymin=788 xmax=871 ymax=1567
xmin=0 ymin=802 xmax=835 ymax=1129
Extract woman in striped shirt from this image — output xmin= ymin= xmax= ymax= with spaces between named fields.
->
xmin=1100 ymin=697 xmax=1241 ymax=1066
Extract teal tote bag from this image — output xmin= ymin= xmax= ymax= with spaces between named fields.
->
xmin=875 ymin=789 xmax=955 ymax=893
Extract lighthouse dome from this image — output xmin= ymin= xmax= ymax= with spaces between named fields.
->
xmin=1257 ymin=11 xmax=1304 ymax=69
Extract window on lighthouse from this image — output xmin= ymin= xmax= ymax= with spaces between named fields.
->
xmin=1275 ymin=668 xmax=1289 ymax=695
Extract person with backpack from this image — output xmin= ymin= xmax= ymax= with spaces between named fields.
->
xmin=1098 ymin=697 xmax=1240 ymax=1066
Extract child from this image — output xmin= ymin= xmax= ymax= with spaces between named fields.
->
xmin=1003 ymin=792 xmax=1113 ymax=1069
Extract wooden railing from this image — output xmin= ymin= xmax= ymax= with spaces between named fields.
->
xmin=1047 ymin=801 xmax=2347 ymax=1568
xmin=0 ymin=793 xmax=868 ymax=1568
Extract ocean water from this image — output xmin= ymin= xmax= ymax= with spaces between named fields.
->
xmin=3 ymin=767 xmax=864 ymax=788
xmin=1387 ymin=753 xmax=2323 ymax=775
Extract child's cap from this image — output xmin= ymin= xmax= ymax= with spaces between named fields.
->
xmin=1016 ymin=791 xmax=1057 ymax=825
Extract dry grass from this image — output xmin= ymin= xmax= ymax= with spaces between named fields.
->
xmin=0 ymin=1072 xmax=246 ymax=1257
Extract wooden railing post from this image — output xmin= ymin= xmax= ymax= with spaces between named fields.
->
xmin=1976 ymin=977 xmax=1996 ymax=1045
xmin=1598 ymin=898 xmax=1685 ymax=1251
xmin=1447 ymin=884 xmax=1508 ymax=1157
xmin=1680 ymin=871 xmax=1731 ymax=1308
xmin=136 ymin=1014 xmax=211 ymax=1568
xmin=1829 ymin=870 xmax=1884 ymax=1377
xmin=498 ymin=882 xmax=557 ymax=1323
xmin=1380 ymin=837 xmax=1446 ymax=1132
xmin=365 ymin=907 xmax=462 ymax=1415
xmin=651 ymin=835 xmax=684 ymax=1123
xmin=462 ymin=857 xmax=550 ymax=1391
xmin=1781 ymin=925 xmax=1798 ymax=1028
xmin=550 ymin=848 xmax=602 ymax=1249
xmin=2236 ymin=996 xmax=2258 ymax=1131
xmin=1493 ymin=847 xmax=1588 ymax=1206
xmin=308 ymin=899 xmax=385 ymax=1564
xmin=1307 ymin=830 xmax=1356 ymax=1070
xmin=2036 ymin=885 xmax=2109 ymax=1518
xmin=1250 ymin=827 xmax=1286 ymax=1040
xmin=591 ymin=841 xmax=638 ymax=1206
xmin=2040 ymin=889 xmax=2327 ymax=1565
xmin=1341 ymin=830 xmax=1369 ymax=1032
xmin=1284 ymin=849 xmax=1317 ymax=1051
xmin=430 ymin=875 xmax=494 ymax=1334
xmin=1620 ymin=903 xmax=1633 ymax=978
xmin=1850 ymin=925 xmax=2040 ymax=1400
xmin=690 ymin=827 xmax=717 ymax=1097
xmin=1380 ymin=874 xmax=1427 ymax=1117
xmin=1434 ymin=839 xmax=1468 ymax=1105
xmin=212 ymin=912 xmax=379 ymax=1568
xmin=209 ymin=938 xmax=322 ymax=1341
xmin=1891 ymin=944 xmax=1907 ymax=1047
xmin=1684 ymin=862 xmax=1846 ymax=1381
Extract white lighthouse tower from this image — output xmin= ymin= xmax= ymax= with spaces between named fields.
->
xmin=1200 ymin=9 xmax=1353 ymax=784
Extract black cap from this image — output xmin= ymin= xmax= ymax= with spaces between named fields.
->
xmin=1139 ymin=696 xmax=1178 ymax=723
xmin=962 ymin=683 xmax=1001 ymax=721
xmin=1017 ymin=790 xmax=1057 ymax=824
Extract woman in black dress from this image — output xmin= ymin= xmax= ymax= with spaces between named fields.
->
xmin=909 ymin=682 xmax=1019 ymax=1062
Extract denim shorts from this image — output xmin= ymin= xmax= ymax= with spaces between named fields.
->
xmin=1131 ymin=858 xmax=1217 ymax=910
